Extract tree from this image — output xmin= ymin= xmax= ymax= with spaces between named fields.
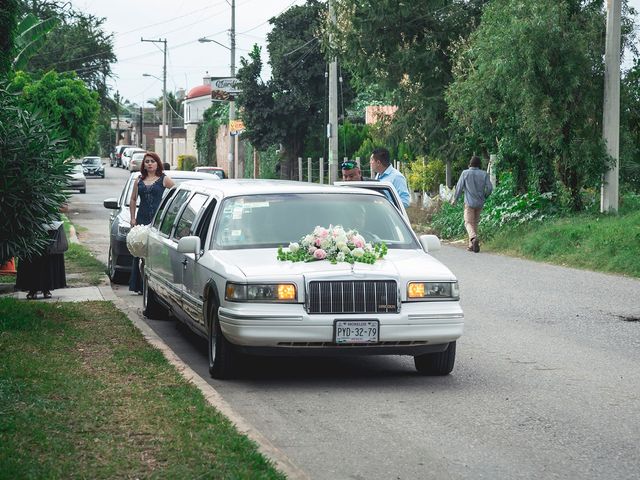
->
xmin=620 ymin=58 xmax=640 ymax=192
xmin=445 ymin=0 xmax=620 ymax=209
xmin=0 ymin=0 xmax=20 ymax=76
xmin=237 ymin=1 xmax=339 ymax=179
xmin=11 ymin=70 xmax=100 ymax=159
xmin=329 ymin=0 xmax=486 ymax=161
xmin=12 ymin=12 xmax=57 ymax=71
xmin=0 ymin=83 xmax=70 ymax=264
xmin=17 ymin=1 xmax=116 ymax=101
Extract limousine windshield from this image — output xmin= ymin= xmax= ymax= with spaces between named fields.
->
xmin=212 ymin=193 xmax=418 ymax=250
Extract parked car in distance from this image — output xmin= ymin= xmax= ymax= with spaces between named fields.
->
xmin=66 ymin=163 xmax=87 ymax=193
xmin=128 ymin=152 xmax=147 ymax=172
xmin=122 ymin=147 xmax=146 ymax=171
xmin=81 ymin=156 xmax=105 ymax=178
xmin=143 ymin=179 xmax=463 ymax=379
xmin=103 ymin=170 xmax=216 ymax=284
xmin=194 ymin=166 xmax=226 ymax=179
xmin=112 ymin=145 xmax=135 ymax=168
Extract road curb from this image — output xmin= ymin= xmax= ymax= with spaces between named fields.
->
xmin=98 ymin=282 xmax=310 ymax=480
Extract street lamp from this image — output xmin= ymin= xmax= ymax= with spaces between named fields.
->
xmin=198 ymin=0 xmax=237 ymax=178
xmin=142 ymin=72 xmax=167 ymax=160
xmin=197 ymin=37 xmax=231 ymax=51
xmin=141 ymin=38 xmax=168 ymax=166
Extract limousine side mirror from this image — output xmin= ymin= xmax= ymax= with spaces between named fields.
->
xmin=419 ymin=234 xmax=441 ymax=253
xmin=178 ymin=236 xmax=201 ymax=259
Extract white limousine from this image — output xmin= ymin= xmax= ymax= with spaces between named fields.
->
xmin=143 ymin=179 xmax=464 ymax=379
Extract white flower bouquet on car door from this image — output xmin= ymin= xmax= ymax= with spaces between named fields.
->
xmin=126 ymin=224 xmax=150 ymax=258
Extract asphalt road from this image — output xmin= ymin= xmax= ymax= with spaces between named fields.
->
xmin=69 ymin=164 xmax=640 ymax=480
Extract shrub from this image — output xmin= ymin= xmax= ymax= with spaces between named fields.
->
xmin=407 ymin=157 xmax=445 ymax=194
xmin=177 ymin=154 xmax=196 ymax=171
xmin=430 ymin=171 xmax=559 ymax=239
xmin=0 ymin=84 xmax=70 ymax=264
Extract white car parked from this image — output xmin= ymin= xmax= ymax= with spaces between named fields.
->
xmin=143 ymin=180 xmax=463 ymax=379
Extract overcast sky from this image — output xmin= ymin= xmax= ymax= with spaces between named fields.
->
xmin=70 ymin=0 xmax=303 ymax=106
xmin=70 ymin=0 xmax=639 ymax=107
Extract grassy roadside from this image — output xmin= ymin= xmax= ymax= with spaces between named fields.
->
xmin=483 ymin=210 xmax=640 ymax=277
xmin=0 ymin=298 xmax=285 ymax=479
xmin=409 ymin=205 xmax=640 ymax=278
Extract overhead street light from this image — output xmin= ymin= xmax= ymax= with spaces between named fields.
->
xmin=198 ymin=37 xmax=231 ymax=51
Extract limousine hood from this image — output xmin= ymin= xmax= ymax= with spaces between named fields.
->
xmin=212 ymin=248 xmax=457 ymax=281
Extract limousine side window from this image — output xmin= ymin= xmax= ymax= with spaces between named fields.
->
xmin=152 ymin=188 xmax=177 ymax=230
xmin=173 ymin=193 xmax=209 ymax=241
xmin=194 ymin=197 xmax=218 ymax=250
xmin=159 ymin=190 xmax=191 ymax=237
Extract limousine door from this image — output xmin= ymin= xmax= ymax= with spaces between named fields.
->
xmin=174 ymin=194 xmax=217 ymax=330
xmin=151 ymin=189 xmax=192 ymax=309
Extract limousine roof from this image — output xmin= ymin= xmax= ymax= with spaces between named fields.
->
xmin=176 ymin=178 xmax=386 ymax=198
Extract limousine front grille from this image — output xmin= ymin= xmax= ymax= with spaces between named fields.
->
xmin=307 ymin=280 xmax=398 ymax=314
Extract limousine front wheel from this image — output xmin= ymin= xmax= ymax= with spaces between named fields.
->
xmin=208 ymin=305 xmax=237 ymax=379
xmin=143 ymin=278 xmax=168 ymax=319
xmin=414 ymin=341 xmax=456 ymax=376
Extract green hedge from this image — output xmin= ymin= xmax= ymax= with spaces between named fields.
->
xmin=177 ymin=154 xmax=196 ymax=171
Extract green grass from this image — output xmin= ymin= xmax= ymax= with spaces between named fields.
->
xmin=0 ymin=299 xmax=285 ymax=479
xmin=0 ymin=275 xmax=15 ymax=284
xmin=484 ymin=210 xmax=640 ymax=277
xmin=64 ymin=243 xmax=106 ymax=286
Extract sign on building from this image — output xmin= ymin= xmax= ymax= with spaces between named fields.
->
xmin=210 ymin=77 xmax=242 ymax=102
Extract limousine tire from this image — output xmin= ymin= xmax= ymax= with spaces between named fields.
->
xmin=208 ymin=305 xmax=236 ymax=379
xmin=143 ymin=279 xmax=168 ymax=320
xmin=414 ymin=341 xmax=456 ymax=376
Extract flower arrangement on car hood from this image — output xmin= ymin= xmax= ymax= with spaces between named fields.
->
xmin=277 ymin=225 xmax=387 ymax=264
xmin=126 ymin=224 xmax=150 ymax=258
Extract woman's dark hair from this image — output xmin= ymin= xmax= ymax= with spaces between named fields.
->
xmin=140 ymin=152 xmax=164 ymax=179
xmin=469 ymin=156 xmax=482 ymax=168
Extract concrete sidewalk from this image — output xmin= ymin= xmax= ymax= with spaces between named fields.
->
xmin=8 ymin=285 xmax=115 ymax=302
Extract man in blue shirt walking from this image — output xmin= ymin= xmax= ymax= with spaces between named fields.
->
xmin=369 ymin=147 xmax=411 ymax=208
xmin=452 ymin=156 xmax=493 ymax=253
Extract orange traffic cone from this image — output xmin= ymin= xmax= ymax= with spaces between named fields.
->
xmin=0 ymin=258 xmax=17 ymax=275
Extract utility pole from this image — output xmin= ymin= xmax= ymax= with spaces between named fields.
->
xmin=138 ymin=106 xmax=143 ymax=148
xmin=601 ymin=0 xmax=621 ymax=213
xmin=229 ymin=0 xmax=237 ymax=178
xmin=141 ymin=37 xmax=168 ymax=165
xmin=328 ymin=0 xmax=338 ymax=184
xmin=115 ymin=90 xmax=120 ymax=147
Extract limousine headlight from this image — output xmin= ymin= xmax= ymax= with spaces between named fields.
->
xmin=407 ymin=281 xmax=459 ymax=301
xmin=225 ymin=282 xmax=297 ymax=302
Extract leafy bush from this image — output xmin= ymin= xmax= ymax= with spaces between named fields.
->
xmin=430 ymin=171 xmax=558 ymax=239
xmin=0 ymin=84 xmax=70 ymax=264
xmin=406 ymin=157 xmax=445 ymax=194
xmin=177 ymin=154 xmax=196 ymax=171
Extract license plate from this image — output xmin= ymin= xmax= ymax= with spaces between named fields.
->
xmin=335 ymin=320 xmax=379 ymax=344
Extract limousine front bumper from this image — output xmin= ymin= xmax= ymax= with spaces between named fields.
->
xmin=217 ymin=302 xmax=463 ymax=355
